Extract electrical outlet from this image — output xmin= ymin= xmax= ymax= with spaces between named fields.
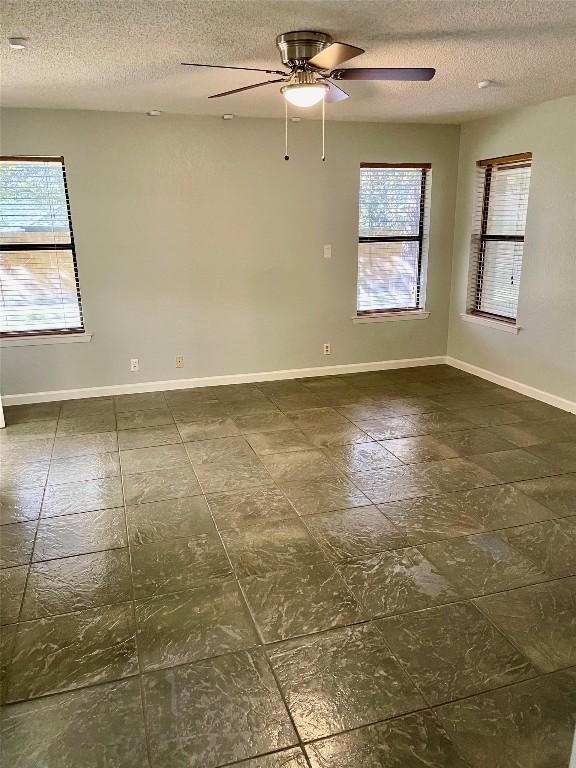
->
xmin=323 ymin=343 xmax=331 ymax=355
xmin=323 ymin=244 xmax=332 ymax=259
xmin=175 ymin=355 xmax=184 ymax=369
xmin=130 ymin=358 xmax=139 ymax=372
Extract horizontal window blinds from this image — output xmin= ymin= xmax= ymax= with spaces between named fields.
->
xmin=0 ymin=157 xmax=84 ymax=336
xmin=467 ymin=153 xmax=532 ymax=322
xmin=357 ymin=164 xmax=431 ymax=314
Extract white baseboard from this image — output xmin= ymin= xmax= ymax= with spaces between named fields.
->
xmin=446 ymin=356 xmax=576 ymax=414
xmin=2 ymin=356 xmax=446 ymax=405
xmin=4 ymin=354 xmax=574 ymax=414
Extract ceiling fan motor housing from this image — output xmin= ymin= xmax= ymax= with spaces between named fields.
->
xmin=276 ymin=31 xmax=333 ymax=68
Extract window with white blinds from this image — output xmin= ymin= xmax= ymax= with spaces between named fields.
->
xmin=0 ymin=156 xmax=84 ymax=337
xmin=467 ymin=153 xmax=532 ymax=323
xmin=357 ymin=163 xmax=431 ymax=314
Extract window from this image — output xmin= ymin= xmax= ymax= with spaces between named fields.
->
xmin=467 ymin=153 xmax=532 ymax=323
xmin=356 ymin=163 xmax=431 ymax=314
xmin=0 ymin=156 xmax=84 ymax=337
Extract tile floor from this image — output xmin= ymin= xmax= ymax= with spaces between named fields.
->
xmin=1 ymin=364 xmax=575 ymax=768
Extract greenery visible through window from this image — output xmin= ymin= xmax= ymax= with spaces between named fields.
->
xmin=0 ymin=156 xmax=84 ymax=337
xmin=356 ymin=163 xmax=431 ymax=314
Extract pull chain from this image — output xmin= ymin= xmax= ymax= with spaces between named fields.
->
xmin=284 ymin=101 xmax=289 ymax=161
xmin=321 ymin=95 xmax=326 ymax=162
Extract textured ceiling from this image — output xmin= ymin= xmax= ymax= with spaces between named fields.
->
xmin=1 ymin=0 xmax=576 ymax=123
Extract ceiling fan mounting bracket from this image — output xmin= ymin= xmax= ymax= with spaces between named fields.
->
xmin=276 ymin=31 xmax=333 ymax=68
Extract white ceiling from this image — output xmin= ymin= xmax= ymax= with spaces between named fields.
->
xmin=2 ymin=0 xmax=576 ymax=123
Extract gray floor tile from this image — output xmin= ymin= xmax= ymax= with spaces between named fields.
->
xmin=170 ymin=401 xmax=227 ymax=422
xmin=246 ymin=429 xmax=314 ymax=454
xmin=229 ymin=748 xmax=307 ymax=767
xmin=381 ymin=435 xmax=460 ymax=464
xmin=52 ymin=431 xmax=118 ymax=459
xmin=349 ymin=459 xmax=499 ymax=504
xmin=0 ymin=419 xmax=58 ymax=443
xmin=41 ymin=476 xmax=123 ymax=517
xmin=323 ymin=441 xmax=402 ymax=472
xmin=207 ymin=486 xmax=297 ymax=531
xmin=241 ymin=562 xmax=363 ymax=642
xmin=268 ymin=622 xmax=424 ymax=740
xmin=498 ymin=518 xmax=576 ymax=578
xmin=0 ymin=678 xmax=149 ymax=768
xmin=6 ymin=603 xmax=138 ymax=702
xmin=0 ymin=521 xmax=36 ymax=568
xmin=378 ymin=602 xmax=536 ymax=705
xmin=130 ymin=533 xmax=232 ymax=598
xmin=303 ymin=423 xmax=372 ymax=447
xmin=33 ymin=508 xmax=126 ymax=561
xmin=494 ymin=418 xmax=576 ymax=447
xmin=222 ymin=519 xmax=325 ymax=578
xmin=22 ymin=549 xmax=132 ymax=619
xmin=47 ymin=452 xmax=120 ymax=485
xmin=122 ymin=465 xmax=201 ymax=505
xmin=116 ymin=408 xmax=174 ymax=430
xmin=117 ymin=424 xmax=181 ymax=450
xmin=433 ymin=428 xmax=518 ymax=457
xmin=380 ymin=485 xmax=555 ymax=544
xmin=451 ymin=405 xmax=525 ymax=427
xmin=305 ymin=710 xmax=471 ymax=768
xmin=184 ymin=435 xmax=258 ymax=466
xmin=126 ymin=496 xmax=215 ymax=545
xmin=337 ymin=547 xmax=460 ymax=618
xmin=233 ymin=411 xmax=294 ymax=433
xmin=436 ymin=669 xmax=576 ymax=768
xmin=471 ymin=449 xmax=563 ymax=483
xmin=527 ymin=441 xmax=576 ymax=471
xmin=60 ymin=398 xmax=114 ymax=418
xmin=514 ymin=473 xmax=576 ymax=516
xmin=194 ymin=459 xmax=272 ymax=493
xmin=419 ymin=533 xmax=547 ymax=598
xmin=0 ymin=487 xmax=44 ymax=528
xmin=475 ymin=577 xmax=576 ymax=672
xmin=0 ymin=459 xmax=49 ymax=491
xmin=0 ymin=566 xmax=27 ymax=624
xmin=260 ymin=449 xmax=337 ymax=483
xmin=355 ymin=416 xmax=420 ymax=440
xmin=305 ymin=506 xmax=407 ymax=560
xmin=120 ymin=443 xmax=190 ymax=474
xmin=135 ymin=581 xmax=258 ymax=671
xmin=281 ymin=475 xmax=370 ymax=516
xmin=498 ymin=401 xmax=569 ymax=422
xmin=177 ymin=416 xmax=241 ymax=441
xmin=286 ymin=408 xmax=349 ymax=429
xmin=114 ymin=392 xmax=166 ymax=412
xmin=142 ymin=648 xmax=297 ymax=768
xmin=56 ymin=414 xmax=116 ymax=436
xmin=4 ymin=402 xmax=61 ymax=425
xmin=2 ymin=438 xmax=54 ymax=465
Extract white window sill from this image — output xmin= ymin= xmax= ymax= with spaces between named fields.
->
xmin=460 ymin=313 xmax=520 ymax=334
xmin=0 ymin=332 xmax=93 ymax=347
xmin=352 ymin=311 xmax=430 ymax=324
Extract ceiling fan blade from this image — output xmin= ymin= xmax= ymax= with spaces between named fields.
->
xmin=207 ymin=78 xmax=286 ymax=99
xmin=331 ymin=67 xmax=436 ymax=81
xmin=182 ymin=62 xmax=287 ymax=76
xmin=325 ymin=80 xmax=349 ymax=103
xmin=307 ymin=42 xmax=364 ymax=71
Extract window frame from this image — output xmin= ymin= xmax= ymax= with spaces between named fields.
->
xmin=356 ymin=162 xmax=431 ymax=316
xmin=469 ymin=152 xmax=532 ymax=325
xmin=0 ymin=155 xmax=85 ymax=339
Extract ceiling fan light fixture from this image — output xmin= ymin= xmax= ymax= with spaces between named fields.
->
xmin=282 ymin=82 xmax=328 ymax=108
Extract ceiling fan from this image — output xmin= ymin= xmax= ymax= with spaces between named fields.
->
xmin=182 ymin=30 xmax=436 ymax=108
